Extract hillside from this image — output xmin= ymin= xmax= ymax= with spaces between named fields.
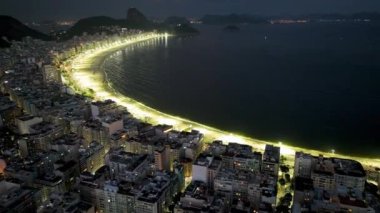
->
xmin=284 ymin=12 xmax=380 ymax=21
xmin=0 ymin=38 xmax=10 ymax=48
xmin=126 ymin=8 xmax=151 ymax=29
xmin=62 ymin=8 xmax=199 ymax=39
xmin=0 ymin=15 xmax=51 ymax=47
xmin=63 ymin=16 xmax=125 ymax=39
xmin=62 ymin=8 xmax=154 ymax=40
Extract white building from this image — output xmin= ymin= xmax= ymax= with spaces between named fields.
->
xmin=101 ymin=115 xmax=123 ymax=135
xmin=42 ymin=64 xmax=62 ymax=84
xmin=192 ymin=154 xmax=221 ymax=187
xmin=16 ymin=115 xmax=43 ymax=134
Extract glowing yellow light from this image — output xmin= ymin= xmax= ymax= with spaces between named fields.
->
xmin=63 ymin=32 xmax=380 ymax=169
xmin=280 ymin=145 xmax=295 ymax=156
xmin=220 ymin=134 xmax=245 ymax=144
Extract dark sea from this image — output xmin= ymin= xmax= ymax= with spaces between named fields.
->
xmin=103 ymin=23 xmax=380 ymax=157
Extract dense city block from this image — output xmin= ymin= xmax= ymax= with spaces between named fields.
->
xmin=0 ymin=28 xmax=379 ymax=213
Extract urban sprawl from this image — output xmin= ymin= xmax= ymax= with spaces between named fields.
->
xmin=0 ymin=29 xmax=379 ymax=213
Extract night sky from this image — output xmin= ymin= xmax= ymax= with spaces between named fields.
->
xmin=1 ymin=0 xmax=380 ymax=21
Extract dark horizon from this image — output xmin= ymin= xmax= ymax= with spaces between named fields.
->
xmin=1 ymin=0 xmax=380 ymax=22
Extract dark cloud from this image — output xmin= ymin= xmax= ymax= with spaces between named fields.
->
xmin=1 ymin=0 xmax=380 ymax=21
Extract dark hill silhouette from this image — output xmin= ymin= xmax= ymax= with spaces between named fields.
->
xmin=63 ymin=16 xmax=124 ymax=39
xmin=62 ymin=8 xmax=154 ymax=39
xmin=126 ymin=8 xmax=151 ymax=28
xmin=0 ymin=15 xmax=51 ymax=47
xmin=63 ymin=8 xmax=198 ymax=39
xmin=0 ymin=38 xmax=10 ymax=48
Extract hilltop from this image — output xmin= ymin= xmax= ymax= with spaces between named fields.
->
xmin=126 ymin=8 xmax=151 ymax=29
xmin=62 ymin=16 xmax=125 ymax=39
xmin=62 ymin=8 xmax=154 ymax=40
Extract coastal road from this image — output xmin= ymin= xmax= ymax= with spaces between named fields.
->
xmin=66 ymin=33 xmax=380 ymax=170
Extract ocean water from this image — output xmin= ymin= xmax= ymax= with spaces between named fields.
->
xmin=103 ymin=23 xmax=380 ymax=157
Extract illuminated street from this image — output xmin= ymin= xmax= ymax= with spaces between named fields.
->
xmin=67 ymin=32 xmax=380 ymax=169
xmin=2 ymin=2 xmax=380 ymax=211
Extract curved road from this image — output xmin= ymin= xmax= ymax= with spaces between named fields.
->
xmin=66 ymin=33 xmax=380 ymax=170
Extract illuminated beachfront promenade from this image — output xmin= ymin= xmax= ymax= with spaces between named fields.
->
xmin=66 ymin=32 xmax=380 ymax=169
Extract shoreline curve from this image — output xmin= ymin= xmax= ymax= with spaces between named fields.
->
xmin=66 ymin=33 xmax=380 ymax=169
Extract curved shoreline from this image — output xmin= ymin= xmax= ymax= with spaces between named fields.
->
xmin=68 ymin=33 xmax=380 ymax=169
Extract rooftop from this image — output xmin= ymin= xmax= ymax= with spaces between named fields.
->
xmin=109 ymin=150 xmax=148 ymax=171
xmin=0 ymin=180 xmax=34 ymax=209
xmin=193 ymin=154 xmax=213 ymax=167
xmin=183 ymin=181 xmax=208 ymax=201
xmin=137 ymin=174 xmax=171 ymax=203
xmin=91 ymin=99 xmax=115 ymax=107
xmin=294 ymin=177 xmax=314 ymax=191
xmin=332 ymin=158 xmax=366 ymax=178
xmin=30 ymin=122 xmax=61 ymax=134
xmin=56 ymin=160 xmax=77 ymax=173
xmin=263 ymin=145 xmax=280 ymax=163
xmin=51 ymin=133 xmax=82 ymax=146
xmin=338 ymin=195 xmax=368 ymax=208
xmin=17 ymin=115 xmax=38 ymax=122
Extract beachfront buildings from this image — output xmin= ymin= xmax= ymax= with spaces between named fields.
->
xmin=0 ymin=31 xmax=378 ymax=213
xmin=292 ymin=151 xmax=374 ymax=212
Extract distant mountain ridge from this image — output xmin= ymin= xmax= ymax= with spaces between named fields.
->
xmin=62 ymin=8 xmax=199 ymax=39
xmin=61 ymin=8 xmax=154 ymax=39
xmin=1 ymin=10 xmax=379 ymax=47
xmin=0 ymin=15 xmax=51 ymax=47
xmin=63 ymin=16 xmax=125 ymax=39
xmin=201 ymin=14 xmax=267 ymax=25
xmin=272 ymin=12 xmax=380 ymax=20
xmin=201 ymin=12 xmax=380 ymax=25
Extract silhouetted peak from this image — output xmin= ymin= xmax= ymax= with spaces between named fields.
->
xmin=126 ymin=8 xmax=149 ymax=26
